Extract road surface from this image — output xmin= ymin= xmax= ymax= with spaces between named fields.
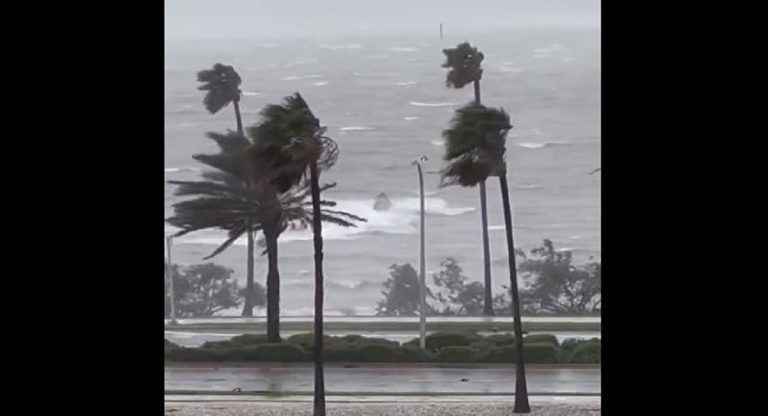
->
xmin=165 ymin=364 xmax=600 ymax=396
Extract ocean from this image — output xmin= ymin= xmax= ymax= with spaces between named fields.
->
xmin=164 ymin=28 xmax=600 ymax=316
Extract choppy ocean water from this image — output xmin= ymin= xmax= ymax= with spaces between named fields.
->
xmin=164 ymin=28 xmax=600 ymax=315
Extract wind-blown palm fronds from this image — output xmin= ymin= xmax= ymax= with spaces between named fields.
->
xmin=197 ymin=63 xmax=243 ymax=115
xmin=440 ymin=104 xmax=512 ymax=187
xmin=442 ymin=42 xmax=484 ymax=89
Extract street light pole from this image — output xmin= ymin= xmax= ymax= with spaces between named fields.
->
xmin=166 ymin=235 xmax=177 ymax=324
xmin=412 ymin=155 xmax=428 ymax=350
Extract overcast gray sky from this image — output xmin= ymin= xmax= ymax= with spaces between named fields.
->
xmin=165 ymin=0 xmax=600 ymax=41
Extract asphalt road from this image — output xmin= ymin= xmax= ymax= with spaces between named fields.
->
xmin=165 ymin=364 xmax=600 ymax=396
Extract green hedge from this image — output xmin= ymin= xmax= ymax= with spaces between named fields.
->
xmin=438 ymin=346 xmax=477 ymax=362
xmin=423 ymin=331 xmax=481 ymax=352
xmin=164 ymin=333 xmax=600 ymax=364
xmin=567 ymin=340 xmax=601 ymax=363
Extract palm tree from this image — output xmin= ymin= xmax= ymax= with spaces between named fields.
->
xmin=247 ymin=93 xmax=336 ymax=416
xmin=167 ymin=131 xmax=363 ymax=342
xmin=440 ymin=104 xmax=530 ymax=413
xmin=196 ymin=63 xmax=261 ymax=316
xmin=442 ymin=42 xmax=495 ymax=316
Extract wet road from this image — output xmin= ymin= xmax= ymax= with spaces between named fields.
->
xmin=165 ymin=364 xmax=600 ymax=395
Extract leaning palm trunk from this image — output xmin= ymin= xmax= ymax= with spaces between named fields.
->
xmin=473 ymin=78 xmax=494 ymax=316
xmin=498 ymin=172 xmax=530 ymax=413
xmin=479 ymin=180 xmax=494 ymax=315
xmin=309 ymin=162 xmax=326 ymax=416
xmin=233 ymin=96 xmax=257 ymax=318
xmin=242 ymin=227 xmax=255 ymax=316
xmin=264 ymin=223 xmax=281 ymax=342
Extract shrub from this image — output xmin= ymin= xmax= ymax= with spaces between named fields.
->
xmin=438 ymin=346 xmax=477 ymax=362
xmin=324 ymin=343 xmax=401 ymax=362
xmin=524 ymin=343 xmax=559 ymax=363
xmin=201 ymin=340 xmax=237 ymax=349
xmin=165 ymin=346 xmax=218 ymax=362
xmin=225 ymin=343 xmax=309 ymax=362
xmin=483 ymin=346 xmax=515 ymax=363
xmin=285 ymin=332 xmax=335 ymax=350
xmin=485 ymin=333 xmax=515 ymax=347
xmin=231 ymin=333 xmax=272 ymax=345
xmin=568 ymin=340 xmax=600 ymax=363
xmin=424 ymin=331 xmax=481 ymax=352
xmin=397 ymin=344 xmax=436 ymax=362
xmin=481 ymin=343 xmax=559 ymax=363
xmin=524 ymin=334 xmax=559 ymax=347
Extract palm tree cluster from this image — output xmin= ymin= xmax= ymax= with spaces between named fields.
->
xmin=166 ymin=38 xmax=538 ymax=413
xmin=441 ymin=42 xmax=531 ymax=413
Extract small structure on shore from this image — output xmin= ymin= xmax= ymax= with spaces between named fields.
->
xmin=373 ymin=192 xmax=393 ymax=211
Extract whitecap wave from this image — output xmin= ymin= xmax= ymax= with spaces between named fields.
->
xmin=172 ymin=196 xmax=474 ymax=246
xmin=431 ymin=140 xmax=445 ymax=146
xmin=517 ymin=142 xmax=547 ymax=149
xmin=313 ymin=81 xmax=329 ymax=86
xmin=242 ymin=91 xmax=260 ymax=96
xmin=403 ymin=116 xmax=420 ymax=121
xmin=321 ymin=43 xmax=363 ymax=50
xmin=165 ymin=167 xmax=200 ymax=173
xmin=409 ymin=101 xmax=457 ymax=107
xmin=396 ymin=81 xmax=418 ymax=86
xmin=390 ymin=46 xmax=420 ymax=52
xmin=339 ymin=126 xmax=374 ymax=131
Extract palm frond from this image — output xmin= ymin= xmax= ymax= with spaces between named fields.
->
xmin=197 ymin=63 xmax=242 ymax=114
xmin=442 ymin=42 xmax=484 ymax=89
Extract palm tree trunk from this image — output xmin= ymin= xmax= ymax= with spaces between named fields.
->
xmin=309 ymin=162 xmax=326 ymax=416
xmin=234 ymin=94 xmax=255 ymax=318
xmin=241 ymin=226 xmax=255 ymax=317
xmin=233 ymin=98 xmax=244 ymax=135
xmin=498 ymin=173 xmax=530 ymax=413
xmin=479 ymin=180 xmax=494 ymax=316
xmin=473 ymin=79 xmax=481 ymax=105
xmin=264 ymin=226 xmax=281 ymax=343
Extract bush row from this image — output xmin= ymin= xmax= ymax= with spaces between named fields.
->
xmin=165 ymin=331 xmax=600 ymax=364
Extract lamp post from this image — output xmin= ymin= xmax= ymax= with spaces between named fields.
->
xmin=412 ymin=154 xmax=428 ymax=349
xmin=166 ymin=235 xmax=177 ymax=325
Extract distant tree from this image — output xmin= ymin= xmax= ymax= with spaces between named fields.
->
xmin=376 ymin=264 xmax=434 ymax=316
xmin=431 ymin=258 xmax=484 ymax=316
xmin=165 ymin=263 xmax=264 ymax=317
xmin=519 ymin=240 xmax=601 ymax=315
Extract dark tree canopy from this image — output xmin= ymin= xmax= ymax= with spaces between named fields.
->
xmin=375 ymin=264 xmax=433 ymax=316
xmin=442 ymin=42 xmax=484 ymax=88
xmin=247 ymin=93 xmax=337 ymax=193
xmin=197 ymin=63 xmax=242 ymax=114
xmin=432 ymin=257 xmax=485 ymax=316
xmin=518 ymin=240 xmax=601 ymax=315
xmin=165 ymin=263 xmax=263 ymax=317
xmin=440 ymin=104 xmax=512 ymax=187
xmin=167 ymin=129 xmax=363 ymax=260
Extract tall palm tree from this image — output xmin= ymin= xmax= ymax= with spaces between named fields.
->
xmin=440 ymin=104 xmax=530 ymax=413
xmin=196 ymin=63 xmax=260 ymax=316
xmin=167 ymin=131 xmax=363 ymax=342
xmin=247 ymin=93 xmax=336 ymax=416
xmin=442 ymin=42 xmax=495 ymax=316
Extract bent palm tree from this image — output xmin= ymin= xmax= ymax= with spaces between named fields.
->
xmin=440 ymin=104 xmax=530 ymax=413
xmin=442 ymin=42 xmax=495 ymax=316
xmin=247 ymin=93 xmax=336 ymax=416
xmin=167 ymin=131 xmax=363 ymax=342
xmin=196 ymin=63 xmax=262 ymax=316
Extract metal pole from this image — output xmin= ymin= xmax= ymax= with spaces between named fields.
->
xmin=413 ymin=155 xmax=427 ymax=350
xmin=166 ymin=236 xmax=177 ymax=324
